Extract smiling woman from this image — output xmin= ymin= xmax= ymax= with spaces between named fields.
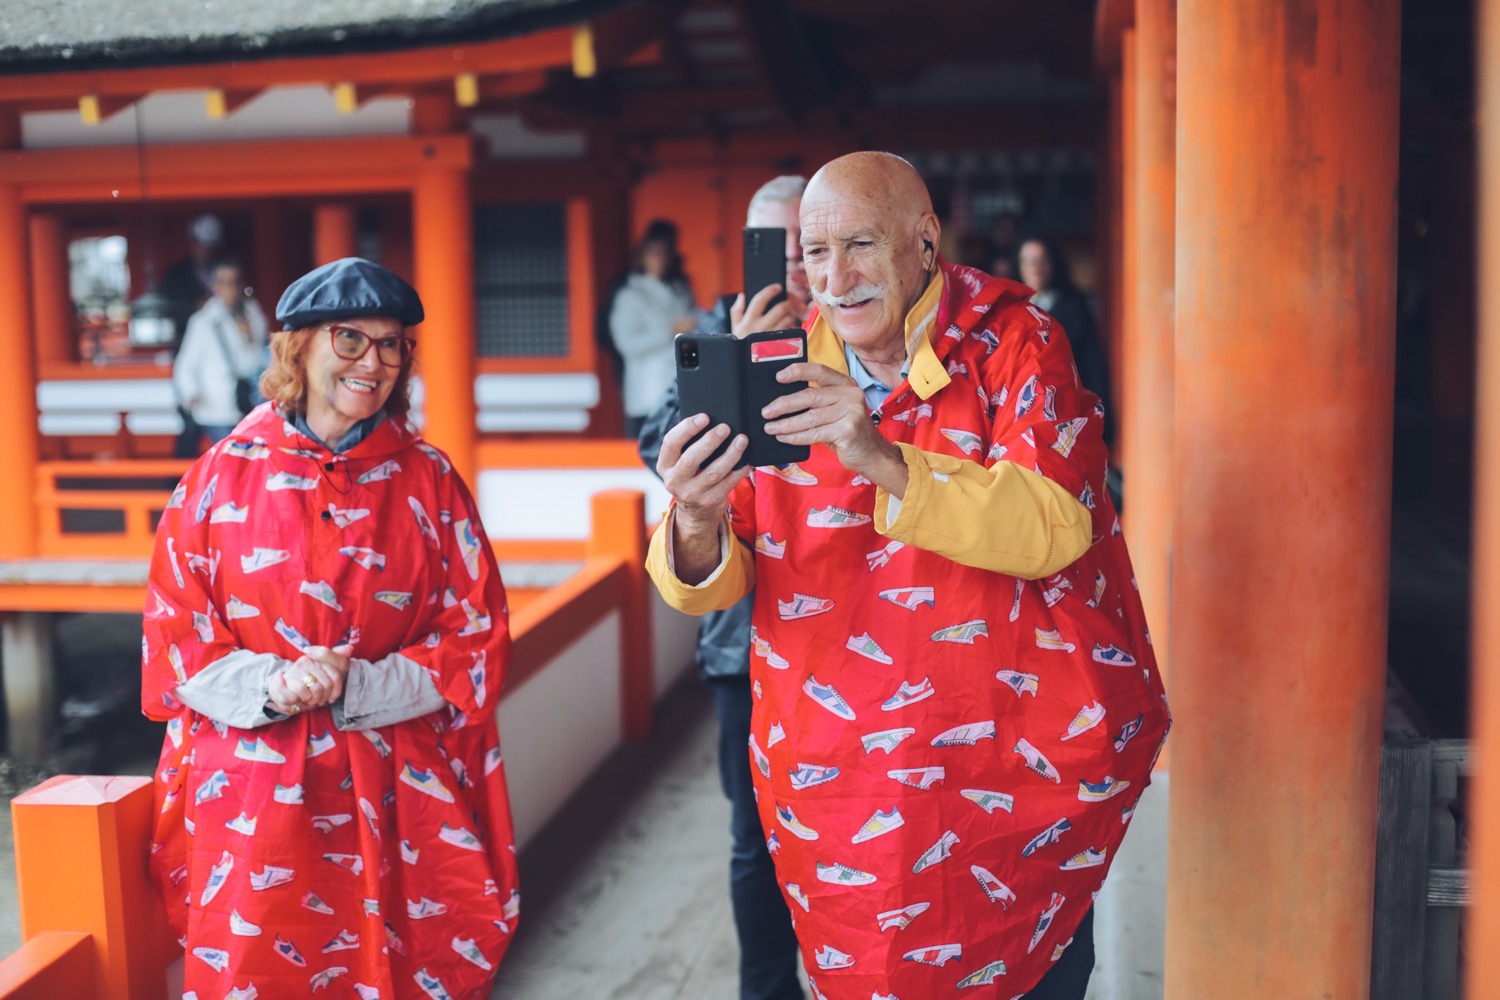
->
xmin=143 ymin=256 xmax=521 ymax=999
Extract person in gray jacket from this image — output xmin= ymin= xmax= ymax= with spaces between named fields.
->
xmin=637 ymin=175 xmax=808 ymax=1000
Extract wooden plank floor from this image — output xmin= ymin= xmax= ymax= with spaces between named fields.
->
xmin=490 ymin=676 xmax=749 ymax=999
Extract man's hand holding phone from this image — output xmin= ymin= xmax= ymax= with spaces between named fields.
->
xmin=730 ymin=283 xmax=803 ymax=339
xmin=656 ymin=413 xmax=751 ymax=584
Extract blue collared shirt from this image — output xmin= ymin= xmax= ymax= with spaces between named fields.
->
xmin=844 ymin=341 xmax=910 ymax=412
xmin=291 ymin=410 xmax=387 ymax=454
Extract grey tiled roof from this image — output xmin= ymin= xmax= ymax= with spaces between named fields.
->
xmin=0 ymin=0 xmax=616 ymax=73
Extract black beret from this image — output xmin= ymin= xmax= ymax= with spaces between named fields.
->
xmin=275 ymin=257 xmax=424 ymax=330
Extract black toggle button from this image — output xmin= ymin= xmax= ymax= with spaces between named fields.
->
xmin=324 ymin=462 xmax=336 ymax=472
xmin=870 ymin=412 xmax=882 ymax=425
xmin=320 ymin=510 xmax=332 ymax=522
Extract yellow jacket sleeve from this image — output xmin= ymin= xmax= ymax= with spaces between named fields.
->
xmin=873 ymin=443 xmax=1092 ymax=580
xmin=645 ymin=505 xmax=757 ymax=615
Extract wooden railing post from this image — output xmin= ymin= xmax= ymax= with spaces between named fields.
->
xmin=586 ymin=490 xmax=652 ymax=741
xmin=11 ymin=776 xmax=171 ymax=1000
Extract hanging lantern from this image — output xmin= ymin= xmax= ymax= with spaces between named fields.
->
xmin=127 ymin=288 xmax=175 ymax=346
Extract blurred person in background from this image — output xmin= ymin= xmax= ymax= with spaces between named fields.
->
xmin=611 ymin=221 xmax=701 ymax=437
xmin=1018 ymin=236 xmax=1112 ymax=445
xmin=172 ymin=261 xmax=270 ymax=449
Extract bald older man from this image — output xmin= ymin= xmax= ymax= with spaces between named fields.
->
xmin=647 ymin=152 xmax=1168 ymax=1000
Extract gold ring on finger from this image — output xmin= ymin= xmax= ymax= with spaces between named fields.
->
xmin=303 ymin=674 xmax=318 ymax=689
xmin=289 ymin=704 xmax=302 ymax=713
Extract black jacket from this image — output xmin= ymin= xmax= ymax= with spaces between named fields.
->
xmin=636 ymin=296 xmax=753 ymax=679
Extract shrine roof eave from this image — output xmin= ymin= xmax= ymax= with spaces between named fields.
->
xmin=0 ymin=0 xmax=628 ymax=77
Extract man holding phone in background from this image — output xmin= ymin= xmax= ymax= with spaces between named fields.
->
xmin=637 ymin=174 xmax=808 ymax=1000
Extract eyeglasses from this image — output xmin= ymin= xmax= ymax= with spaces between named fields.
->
xmin=324 ymin=325 xmax=414 ymax=367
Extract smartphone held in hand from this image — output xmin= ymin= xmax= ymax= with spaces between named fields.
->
xmin=676 ymin=329 xmax=809 ymax=469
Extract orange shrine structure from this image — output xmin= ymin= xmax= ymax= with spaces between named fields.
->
xmin=0 ymin=0 xmax=1493 ymax=997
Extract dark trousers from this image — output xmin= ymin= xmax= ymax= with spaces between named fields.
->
xmin=1024 ymin=906 xmax=1095 ymax=999
xmin=707 ymin=677 xmax=804 ymax=1000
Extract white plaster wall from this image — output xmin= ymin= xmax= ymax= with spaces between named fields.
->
xmin=476 ymin=468 xmax=671 ymax=541
xmin=650 ymin=589 xmax=699 ymax=698
xmin=495 ymin=613 xmax=622 ymax=849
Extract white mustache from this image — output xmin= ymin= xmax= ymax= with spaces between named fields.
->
xmin=811 ymin=283 xmax=887 ymax=308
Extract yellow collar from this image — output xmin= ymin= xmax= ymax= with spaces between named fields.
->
xmin=807 ymin=270 xmax=950 ymax=400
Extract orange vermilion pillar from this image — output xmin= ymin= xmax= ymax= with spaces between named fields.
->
xmin=1166 ymin=2 xmax=1399 ymax=998
xmin=1124 ymin=0 xmax=1175 ymax=682
xmin=413 ymin=161 xmax=478 ymax=486
xmin=0 ymin=184 xmax=40 ymax=557
xmin=313 ymin=203 xmax=357 ymax=266
xmin=1116 ymin=27 xmax=1138 ymax=480
xmin=28 ymin=212 xmax=70 ymax=369
xmin=1471 ymin=0 xmax=1500 ymax=983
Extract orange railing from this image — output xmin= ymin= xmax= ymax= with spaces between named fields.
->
xmin=34 ymin=460 xmax=190 ymax=560
xmin=0 ymin=489 xmax=655 ymax=999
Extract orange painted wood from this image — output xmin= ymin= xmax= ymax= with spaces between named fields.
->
xmin=0 ymin=185 xmax=40 ymax=557
xmin=1094 ymin=0 xmax=1136 ymax=74
xmin=0 ymin=932 xmax=95 ymax=1000
xmin=37 ymin=363 xmax=170 ymax=381
xmin=413 ymin=164 xmax=478 ymax=486
xmin=11 ymin=776 xmax=172 ymax=1000
xmin=1124 ymin=0 xmax=1176 ymax=698
xmin=567 ymin=198 xmax=597 ymax=372
xmin=1472 ymin=0 xmax=1500 ymax=985
xmin=1167 ymin=2 xmax=1399 ymax=997
xmin=27 ymin=214 xmax=70 ymax=367
xmin=586 ymin=490 xmax=652 ymax=741
xmin=475 ymin=439 xmax=642 ymax=469
xmin=1 ymin=134 xmax=471 ymax=197
xmin=505 ymin=558 xmax=625 ymax=697
xmin=0 ymin=585 xmax=147 ymax=613
xmin=489 ymin=539 xmax=589 ymax=562
xmin=1116 ymin=30 xmax=1138 ymax=482
xmin=1 ymin=30 xmax=576 ymax=102
xmin=313 ymin=204 xmax=357 ymax=266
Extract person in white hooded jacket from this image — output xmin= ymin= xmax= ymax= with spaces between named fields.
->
xmin=172 ymin=261 xmax=269 ymax=448
xmin=609 ymin=230 xmax=700 ymax=436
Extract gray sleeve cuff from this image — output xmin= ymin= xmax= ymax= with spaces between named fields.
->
xmin=332 ymin=654 xmax=448 ymax=731
xmin=174 ymin=650 xmax=292 ymax=729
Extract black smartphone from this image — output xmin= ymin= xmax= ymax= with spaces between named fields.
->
xmin=676 ymin=329 xmax=810 ymax=469
xmin=743 ymin=227 xmax=787 ymax=311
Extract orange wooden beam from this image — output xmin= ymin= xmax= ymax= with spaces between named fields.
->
xmin=506 ymin=559 xmax=625 ymax=696
xmin=412 ymin=163 xmax=478 ymax=485
xmin=1 ymin=134 xmax=472 ymax=204
xmin=313 ymin=203 xmax=357 ymax=265
xmin=1094 ymin=0 xmax=1137 ymax=75
xmin=11 ymin=776 xmax=172 ymax=1000
xmin=1166 ymin=1 xmax=1399 ymax=997
xmin=586 ymin=490 xmax=652 ymax=741
xmin=0 ymin=932 xmax=96 ymax=999
xmin=0 ymin=184 xmax=40 ymax=557
xmin=204 ymin=87 xmax=262 ymax=119
xmin=1 ymin=29 xmax=577 ymax=103
xmin=1123 ymin=0 xmax=1176 ymax=693
xmin=1471 ymin=0 xmax=1500 ymax=983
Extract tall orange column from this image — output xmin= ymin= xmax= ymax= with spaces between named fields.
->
xmin=313 ymin=203 xmax=357 ymax=266
xmin=1117 ymin=28 xmax=1138 ymax=479
xmin=1167 ymin=2 xmax=1398 ymax=997
xmin=413 ymin=163 xmax=477 ymax=486
xmin=1124 ymin=0 xmax=1176 ymax=676
xmin=1471 ymin=0 xmax=1500 ymax=983
xmin=28 ymin=213 xmax=70 ymax=368
xmin=0 ymin=185 xmax=40 ymax=557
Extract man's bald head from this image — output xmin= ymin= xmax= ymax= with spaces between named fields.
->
xmin=800 ymin=152 xmax=941 ymax=353
xmin=803 ymin=152 xmax=935 ymax=225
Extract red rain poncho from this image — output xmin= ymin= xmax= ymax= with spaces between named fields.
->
xmin=142 ymin=404 xmax=519 ymax=1000
xmin=726 ymin=264 xmax=1170 ymax=998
